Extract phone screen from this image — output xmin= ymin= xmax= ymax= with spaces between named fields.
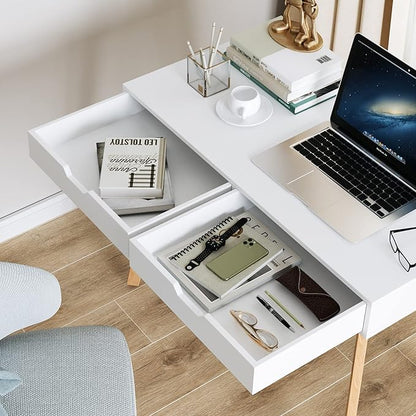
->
xmin=206 ymin=238 xmax=269 ymax=280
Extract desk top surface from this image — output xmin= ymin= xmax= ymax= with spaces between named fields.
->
xmin=124 ymin=59 xmax=416 ymax=336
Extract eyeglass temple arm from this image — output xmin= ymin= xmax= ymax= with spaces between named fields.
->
xmin=390 ymin=226 xmax=416 ymax=234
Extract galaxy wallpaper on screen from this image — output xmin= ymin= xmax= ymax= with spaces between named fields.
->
xmin=336 ymin=40 xmax=416 ymax=167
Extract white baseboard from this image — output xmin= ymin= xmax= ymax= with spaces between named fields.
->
xmin=0 ymin=193 xmax=77 ymax=243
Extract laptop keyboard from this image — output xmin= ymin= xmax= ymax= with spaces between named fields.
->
xmin=293 ymin=129 xmax=416 ymax=218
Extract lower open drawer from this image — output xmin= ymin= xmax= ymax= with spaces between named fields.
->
xmin=129 ymin=187 xmax=365 ymax=393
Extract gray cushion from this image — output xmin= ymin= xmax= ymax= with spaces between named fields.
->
xmin=0 ymin=368 xmax=21 ymax=396
xmin=0 ymin=326 xmax=136 ymax=416
xmin=0 ymin=368 xmax=22 ymax=416
xmin=0 ymin=262 xmax=61 ymax=340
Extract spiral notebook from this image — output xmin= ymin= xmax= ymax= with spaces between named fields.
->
xmin=158 ymin=214 xmax=286 ymax=299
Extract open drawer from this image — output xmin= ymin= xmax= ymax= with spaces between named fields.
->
xmin=28 ymin=92 xmax=227 ymax=257
xmin=130 ymin=187 xmax=366 ymax=393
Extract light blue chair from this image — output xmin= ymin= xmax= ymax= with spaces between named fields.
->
xmin=0 ymin=262 xmax=136 ymax=416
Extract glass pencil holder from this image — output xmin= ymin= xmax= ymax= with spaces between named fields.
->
xmin=187 ymin=47 xmax=230 ymax=97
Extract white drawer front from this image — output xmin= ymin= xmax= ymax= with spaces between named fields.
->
xmin=28 ymin=92 xmax=227 ymax=257
xmin=130 ymin=189 xmax=365 ymax=393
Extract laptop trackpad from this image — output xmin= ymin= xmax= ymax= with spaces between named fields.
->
xmin=287 ymin=170 xmax=346 ymax=210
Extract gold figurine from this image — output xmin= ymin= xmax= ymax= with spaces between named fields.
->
xmin=269 ymin=0 xmax=323 ymax=52
xmin=272 ymin=0 xmax=307 ymax=36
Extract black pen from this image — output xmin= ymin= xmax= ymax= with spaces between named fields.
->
xmin=256 ymin=295 xmax=295 ymax=333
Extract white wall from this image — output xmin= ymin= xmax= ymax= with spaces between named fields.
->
xmin=389 ymin=0 xmax=416 ymax=66
xmin=0 ymin=0 xmax=281 ymax=219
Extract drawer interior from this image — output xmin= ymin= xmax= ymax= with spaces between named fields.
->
xmin=33 ymin=93 xmax=226 ymax=231
xmin=133 ymin=189 xmax=364 ymax=364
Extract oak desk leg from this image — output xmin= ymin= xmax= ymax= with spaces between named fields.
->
xmin=346 ymin=333 xmax=368 ymax=416
xmin=127 ymin=268 xmax=141 ymax=286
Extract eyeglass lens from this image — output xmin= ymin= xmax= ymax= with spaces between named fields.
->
xmin=398 ymin=251 xmax=411 ymax=272
xmin=255 ymin=329 xmax=279 ymax=349
xmin=389 ymin=229 xmax=415 ymax=272
xmin=236 ymin=311 xmax=257 ymax=326
xmin=230 ymin=310 xmax=278 ymax=350
xmin=389 ymin=232 xmax=398 ymax=252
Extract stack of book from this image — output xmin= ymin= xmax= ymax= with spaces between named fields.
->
xmin=226 ymin=17 xmax=343 ymax=114
xmin=157 ymin=213 xmax=301 ymax=312
xmin=97 ymin=137 xmax=174 ymax=215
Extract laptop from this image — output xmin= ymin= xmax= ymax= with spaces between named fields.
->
xmin=252 ymin=33 xmax=416 ymax=242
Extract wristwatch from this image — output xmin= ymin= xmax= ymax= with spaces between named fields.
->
xmin=185 ymin=217 xmax=248 ymax=271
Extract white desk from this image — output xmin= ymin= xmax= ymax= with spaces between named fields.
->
xmin=29 ymin=58 xmax=416 ymax=416
xmin=124 ymin=59 xmax=416 ymax=340
xmin=124 ymin=60 xmax=416 ymax=414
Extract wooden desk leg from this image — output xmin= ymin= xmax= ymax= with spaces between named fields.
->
xmin=345 ymin=333 xmax=368 ymax=416
xmin=127 ymin=268 xmax=141 ymax=286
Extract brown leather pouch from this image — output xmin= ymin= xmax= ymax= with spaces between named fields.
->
xmin=276 ymin=266 xmax=340 ymax=322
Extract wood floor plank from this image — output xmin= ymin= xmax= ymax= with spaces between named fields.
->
xmin=0 ymin=209 xmax=110 ymax=272
xmin=27 ymin=245 xmax=137 ymax=330
xmin=155 ymin=347 xmax=352 ymax=416
xmin=283 ymin=377 xmax=395 ymax=416
xmin=116 ymin=284 xmax=183 ymax=341
xmin=338 ymin=311 xmax=416 ymax=362
xmin=396 ymin=334 xmax=416 ymax=364
xmin=131 ymin=326 xmax=225 ymax=416
xmin=66 ymin=301 xmax=151 ymax=354
xmin=358 ymin=348 xmax=416 ymax=416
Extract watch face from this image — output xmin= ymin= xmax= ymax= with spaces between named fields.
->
xmin=206 ymin=235 xmax=225 ymax=251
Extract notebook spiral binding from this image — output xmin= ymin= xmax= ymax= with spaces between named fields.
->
xmin=169 ymin=216 xmax=234 ymax=261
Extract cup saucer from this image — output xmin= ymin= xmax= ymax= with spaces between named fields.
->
xmin=216 ymin=93 xmax=273 ymax=127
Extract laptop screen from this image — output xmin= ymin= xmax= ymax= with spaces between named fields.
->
xmin=331 ymin=33 xmax=416 ymax=188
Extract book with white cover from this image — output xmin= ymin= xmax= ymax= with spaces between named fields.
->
xmin=230 ymin=16 xmax=343 ymax=92
xmin=261 ymin=47 xmax=343 ymax=92
xmin=99 ymin=137 xmax=166 ymax=198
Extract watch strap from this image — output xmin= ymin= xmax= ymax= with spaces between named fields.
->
xmin=186 ymin=247 xmax=214 ymax=270
xmin=221 ymin=217 xmax=248 ymax=240
xmin=185 ymin=217 xmax=248 ymax=271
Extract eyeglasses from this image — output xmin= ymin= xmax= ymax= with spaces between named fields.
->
xmin=230 ymin=310 xmax=278 ymax=351
xmin=389 ymin=227 xmax=416 ymax=272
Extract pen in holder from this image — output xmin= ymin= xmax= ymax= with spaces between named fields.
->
xmin=187 ymin=47 xmax=230 ymax=97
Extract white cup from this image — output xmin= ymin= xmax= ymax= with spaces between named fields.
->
xmin=227 ymin=85 xmax=261 ymax=119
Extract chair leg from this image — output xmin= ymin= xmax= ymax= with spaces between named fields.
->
xmin=345 ymin=333 xmax=368 ymax=416
xmin=127 ymin=268 xmax=141 ymax=286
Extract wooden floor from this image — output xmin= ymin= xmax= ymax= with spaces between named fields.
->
xmin=2 ymin=209 xmax=416 ymax=416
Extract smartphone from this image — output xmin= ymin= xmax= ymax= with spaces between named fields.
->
xmin=206 ymin=238 xmax=269 ymax=281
